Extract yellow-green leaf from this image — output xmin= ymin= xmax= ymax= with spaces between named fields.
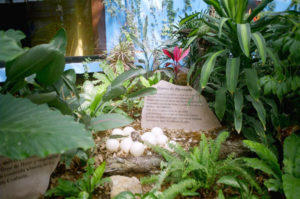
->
xmin=226 ymin=57 xmax=240 ymax=94
xmin=237 ymin=23 xmax=251 ymax=57
xmin=218 ymin=17 xmax=230 ymax=38
xmin=252 ymin=32 xmax=267 ymax=64
xmin=246 ymin=95 xmax=266 ymax=130
xmin=200 ymin=50 xmax=226 ymax=89
xmin=215 ymin=87 xmax=227 ymax=120
xmin=234 ymin=90 xmax=243 ymax=133
xmin=245 ymin=68 xmax=260 ymax=100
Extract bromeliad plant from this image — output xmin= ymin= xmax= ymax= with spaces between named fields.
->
xmin=163 ymin=46 xmax=190 ymax=76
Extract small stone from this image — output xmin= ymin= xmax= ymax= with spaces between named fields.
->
xmin=110 ymin=175 xmax=142 ymax=198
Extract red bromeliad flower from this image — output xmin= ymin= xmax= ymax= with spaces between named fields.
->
xmin=163 ymin=46 xmax=190 ymax=74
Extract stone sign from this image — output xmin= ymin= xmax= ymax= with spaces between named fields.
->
xmin=0 ymin=155 xmax=60 ymax=199
xmin=141 ymin=80 xmax=221 ymax=131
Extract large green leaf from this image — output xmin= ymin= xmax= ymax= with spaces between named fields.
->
xmin=283 ymin=134 xmax=300 ymax=177
xmin=237 ymin=23 xmax=251 ymax=57
xmin=0 ymin=33 xmax=25 ymax=62
xmin=0 ymin=94 xmax=94 ymax=160
xmin=215 ymin=87 xmax=227 ymax=120
xmin=252 ymin=32 xmax=267 ymax=64
xmin=111 ymin=69 xmax=146 ymax=88
xmin=234 ymin=90 xmax=243 ymax=133
xmin=5 ymin=44 xmax=62 ymax=81
xmin=282 ymin=175 xmax=300 ymax=199
xmin=26 ymin=91 xmax=57 ymax=104
xmin=245 ymin=68 xmax=260 ymax=100
xmin=4 ymin=29 xmax=26 ymax=42
xmin=200 ymin=50 xmax=226 ymax=89
xmin=226 ymin=57 xmax=240 ymax=94
xmin=36 ymin=50 xmax=65 ymax=86
xmin=91 ymin=113 xmax=133 ymax=131
xmin=235 ymin=0 xmax=248 ymax=23
xmin=127 ymin=87 xmax=157 ymax=99
xmin=246 ymin=95 xmax=266 ymax=129
xmin=49 ymin=28 xmax=67 ymax=54
xmin=102 ymin=86 xmax=126 ymax=102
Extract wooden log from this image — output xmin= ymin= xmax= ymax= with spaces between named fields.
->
xmin=104 ymin=139 xmax=249 ymax=175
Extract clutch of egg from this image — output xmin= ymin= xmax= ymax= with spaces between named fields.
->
xmin=106 ymin=127 xmax=171 ymax=157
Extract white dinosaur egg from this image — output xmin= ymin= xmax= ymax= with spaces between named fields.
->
xmin=123 ymin=126 xmax=135 ymax=136
xmin=112 ymin=128 xmax=124 ymax=136
xmin=130 ymin=141 xmax=145 ymax=157
xmin=141 ymin=132 xmax=157 ymax=145
xmin=120 ymin=138 xmax=133 ymax=153
xmin=156 ymin=134 xmax=168 ymax=146
xmin=151 ymin=127 xmax=164 ymax=137
xmin=106 ymin=139 xmax=120 ymax=152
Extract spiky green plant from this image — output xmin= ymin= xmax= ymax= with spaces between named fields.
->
xmin=141 ymin=131 xmax=261 ymax=199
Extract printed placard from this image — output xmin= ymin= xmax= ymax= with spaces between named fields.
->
xmin=141 ymin=80 xmax=221 ymax=131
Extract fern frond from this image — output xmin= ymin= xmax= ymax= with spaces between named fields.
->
xmin=152 ymin=167 xmax=170 ymax=191
xmin=151 ymin=145 xmax=177 ymax=162
xmin=211 ymin=131 xmax=230 ymax=161
xmin=218 ymin=164 xmax=262 ymax=194
xmin=161 ymin=179 xmax=198 ymax=199
xmin=141 ymin=174 xmax=159 ymax=185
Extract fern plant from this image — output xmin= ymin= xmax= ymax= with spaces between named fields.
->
xmin=243 ymin=133 xmax=300 ymax=199
xmin=141 ymin=131 xmax=262 ymax=199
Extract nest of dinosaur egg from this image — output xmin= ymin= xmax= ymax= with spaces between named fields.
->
xmin=106 ymin=126 xmax=176 ymax=157
xmin=92 ymin=119 xmax=220 ymax=168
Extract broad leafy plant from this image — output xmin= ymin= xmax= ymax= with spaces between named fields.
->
xmin=196 ymin=0 xmax=275 ymax=134
xmin=46 ymin=158 xmax=109 ymax=199
xmin=0 ymin=29 xmax=94 ymax=159
xmin=80 ymin=60 xmax=157 ymax=119
xmin=140 ymin=132 xmax=261 ymax=199
xmin=243 ymin=133 xmax=300 ymax=199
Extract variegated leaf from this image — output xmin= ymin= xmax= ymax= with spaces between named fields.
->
xmin=200 ymin=50 xmax=226 ymax=89
xmin=252 ymin=32 xmax=267 ymax=64
xmin=237 ymin=23 xmax=251 ymax=57
xmin=226 ymin=57 xmax=240 ymax=94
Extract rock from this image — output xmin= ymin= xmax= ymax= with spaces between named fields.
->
xmin=110 ymin=175 xmax=142 ymax=198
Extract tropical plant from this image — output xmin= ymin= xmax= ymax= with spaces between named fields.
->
xmin=0 ymin=29 xmax=94 ymax=159
xmin=79 ymin=60 xmax=157 ymax=118
xmin=0 ymin=29 xmax=138 ymax=160
xmin=243 ymin=133 xmax=300 ymax=199
xmin=107 ymin=32 xmax=135 ymax=70
xmin=130 ymin=17 xmax=175 ymax=81
xmin=185 ymin=0 xmax=300 ymax=149
xmin=46 ymin=158 xmax=109 ymax=199
xmin=162 ymin=46 xmax=190 ymax=76
xmin=140 ymin=131 xmax=261 ymax=199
